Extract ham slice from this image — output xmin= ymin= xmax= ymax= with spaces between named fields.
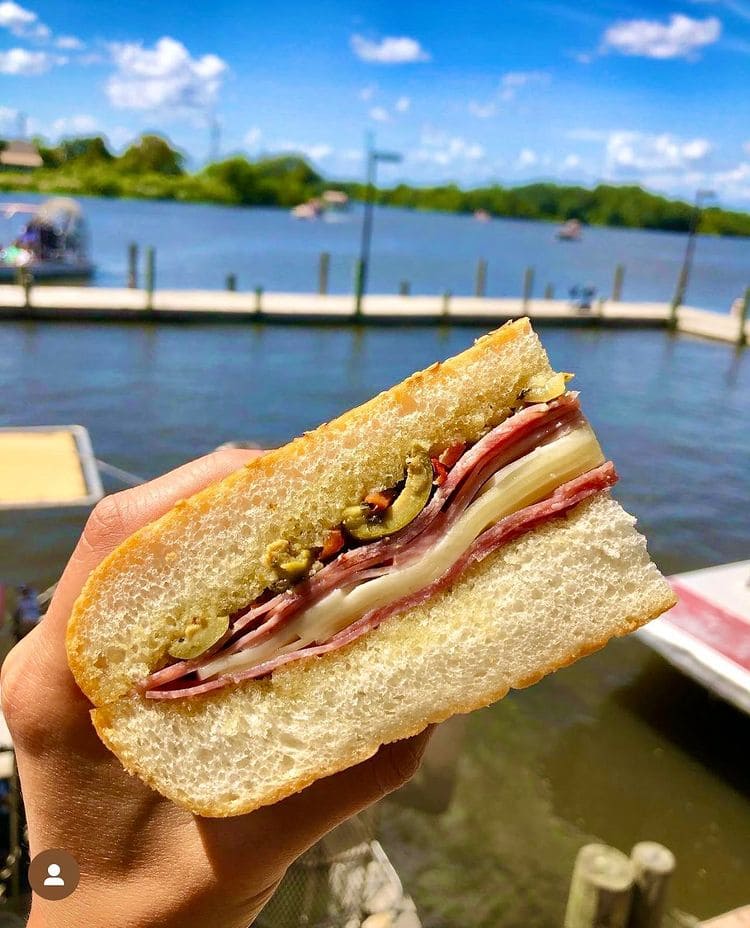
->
xmin=144 ymin=461 xmax=617 ymax=700
xmin=140 ymin=396 xmax=585 ymax=695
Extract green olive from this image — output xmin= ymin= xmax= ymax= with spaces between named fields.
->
xmin=278 ymin=548 xmax=314 ymax=579
xmin=168 ymin=613 xmax=230 ymax=660
xmin=343 ymin=449 xmax=433 ymax=542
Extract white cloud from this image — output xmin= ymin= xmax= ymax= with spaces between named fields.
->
xmin=56 ymin=34 xmax=83 ymax=50
xmin=500 ymin=70 xmax=549 ymax=100
xmin=743 ymin=140 xmax=750 ymax=155
xmin=602 ymin=14 xmax=720 ymax=59
xmin=359 ymin=84 xmax=376 ymax=101
xmin=414 ymin=128 xmax=485 ymax=166
xmin=0 ymin=0 xmax=46 ymax=39
xmin=605 ymin=131 xmax=712 ymax=173
xmin=277 ymin=141 xmax=333 ymax=162
xmin=340 ymin=148 xmax=362 ymax=162
xmin=562 ymin=153 xmax=582 ymax=169
xmin=51 ymin=114 xmax=98 ymax=136
xmin=517 ymin=148 xmax=539 ymax=168
xmin=350 ymin=33 xmax=430 ymax=64
xmin=244 ymin=127 xmax=262 ymax=148
xmin=0 ymin=46 xmax=54 ymax=74
xmin=468 ymin=100 xmax=497 ymax=118
xmin=394 ymin=95 xmax=410 ymax=113
xmin=106 ymin=37 xmax=227 ymax=112
xmin=369 ymin=105 xmax=390 ymax=123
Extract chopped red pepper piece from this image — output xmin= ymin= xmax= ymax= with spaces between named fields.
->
xmin=431 ymin=457 xmax=449 ymax=486
xmin=320 ymin=528 xmax=346 ymax=560
xmin=364 ymin=489 xmax=395 ymax=511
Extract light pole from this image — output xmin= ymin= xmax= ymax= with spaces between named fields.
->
xmin=670 ymin=188 xmax=715 ymax=328
xmin=354 ymin=133 xmax=402 ymax=316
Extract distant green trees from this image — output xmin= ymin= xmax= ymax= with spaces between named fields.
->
xmin=1 ymin=131 xmax=750 ymax=237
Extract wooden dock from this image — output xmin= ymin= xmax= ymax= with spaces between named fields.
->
xmin=0 ymin=284 xmax=747 ymax=346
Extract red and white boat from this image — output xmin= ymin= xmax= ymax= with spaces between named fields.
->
xmin=637 ymin=560 xmax=750 ymax=715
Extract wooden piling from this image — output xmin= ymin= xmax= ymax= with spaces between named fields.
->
xmin=353 ymin=259 xmax=365 ymax=317
xmin=145 ymin=247 xmax=155 ymax=312
xmin=522 ymin=266 xmax=534 ymax=310
xmin=737 ymin=286 xmax=749 ymax=347
xmin=442 ymin=290 xmax=452 ymax=318
xmin=16 ymin=268 xmax=32 ymax=309
xmin=225 ymin=273 xmax=237 ymax=292
xmin=399 ymin=280 xmax=411 ymax=296
xmin=544 ymin=283 xmax=554 ymax=300
xmin=564 ymin=844 xmax=634 ymax=928
xmin=475 ymin=258 xmax=487 ymax=297
xmin=612 ymin=264 xmax=625 ymax=302
xmin=254 ymin=286 xmax=263 ymax=315
xmin=127 ymin=242 xmax=139 ymax=289
xmin=628 ymin=842 xmax=675 ymax=928
xmin=318 ymin=252 xmax=330 ymax=295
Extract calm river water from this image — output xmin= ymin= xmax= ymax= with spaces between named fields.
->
xmin=2 ymin=193 xmax=750 ymax=312
xmin=1 ymin=197 xmax=749 ymax=925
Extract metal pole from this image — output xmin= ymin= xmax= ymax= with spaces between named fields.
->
xmin=442 ymin=290 xmax=451 ymax=318
xmin=399 ymin=280 xmax=410 ymax=296
xmin=671 ymin=191 xmax=711 ymax=328
xmin=254 ymin=286 xmax=263 ymax=315
xmin=355 ymin=136 xmax=376 ymax=316
xmin=225 ymin=273 xmax=237 ymax=292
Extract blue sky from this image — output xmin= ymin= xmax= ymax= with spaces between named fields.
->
xmin=2 ymin=0 xmax=750 ymax=204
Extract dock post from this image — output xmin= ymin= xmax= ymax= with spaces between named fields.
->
xmin=353 ymin=259 xmax=365 ymax=318
xmin=737 ymin=286 xmax=749 ymax=347
xmin=127 ymin=242 xmax=138 ymax=289
xmin=544 ymin=283 xmax=554 ymax=300
xmin=442 ymin=289 xmax=452 ymax=319
xmin=226 ymin=273 xmax=237 ymax=292
xmin=628 ymin=842 xmax=675 ymax=928
xmin=475 ymin=258 xmax=487 ymax=297
xmin=564 ymin=844 xmax=634 ymax=928
xmin=254 ymin=286 xmax=263 ymax=315
xmin=612 ymin=264 xmax=625 ymax=302
xmin=318 ymin=252 xmax=330 ymax=295
xmin=17 ymin=268 xmax=32 ymax=309
xmin=399 ymin=280 xmax=410 ymax=296
xmin=145 ymin=246 xmax=155 ymax=312
xmin=522 ymin=266 xmax=534 ymax=311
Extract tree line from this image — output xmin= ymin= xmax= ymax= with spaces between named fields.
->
xmin=1 ymin=133 xmax=749 ymax=237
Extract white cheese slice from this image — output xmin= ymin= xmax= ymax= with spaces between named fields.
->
xmin=196 ymin=424 xmax=604 ymax=681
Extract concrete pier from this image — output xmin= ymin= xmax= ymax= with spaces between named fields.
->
xmin=0 ymin=284 xmax=746 ymax=346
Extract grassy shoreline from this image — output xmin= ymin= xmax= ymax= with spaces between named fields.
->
xmin=2 ymin=133 xmax=750 ymax=236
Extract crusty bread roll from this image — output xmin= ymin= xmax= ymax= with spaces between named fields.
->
xmin=67 ymin=318 xmax=675 ymax=816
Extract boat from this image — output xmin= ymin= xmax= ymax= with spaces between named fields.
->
xmin=0 ymin=198 xmax=94 ymax=282
xmin=473 ymin=209 xmax=491 ymax=223
xmin=291 ymin=198 xmax=323 ymax=221
xmin=636 ymin=560 xmax=750 ymax=715
xmin=556 ymin=218 xmax=582 ymax=241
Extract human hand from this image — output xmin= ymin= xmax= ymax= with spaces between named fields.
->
xmin=1 ymin=450 xmax=432 ymax=928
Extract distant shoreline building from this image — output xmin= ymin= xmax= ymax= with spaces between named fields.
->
xmin=0 ymin=139 xmax=43 ymax=172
